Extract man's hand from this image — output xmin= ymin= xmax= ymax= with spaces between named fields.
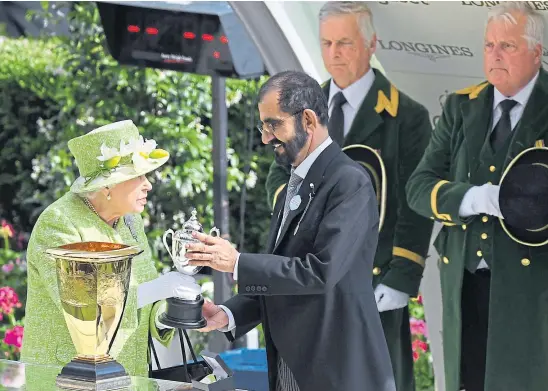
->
xmin=186 ymin=231 xmax=240 ymax=273
xmin=197 ymin=300 xmax=229 ymax=332
xmin=374 ymin=284 xmax=410 ymax=312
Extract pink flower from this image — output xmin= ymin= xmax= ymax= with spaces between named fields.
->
xmin=417 ymin=295 xmax=423 ymax=305
xmin=0 ymin=220 xmax=14 ymax=238
xmin=2 ymin=263 xmax=14 ymax=273
xmin=0 ymin=287 xmax=22 ymax=315
xmin=410 ymin=318 xmax=428 ymax=338
xmin=412 ymin=351 xmax=420 ymax=362
xmin=412 ymin=339 xmax=429 ymax=353
xmin=3 ymin=326 xmax=24 ymax=350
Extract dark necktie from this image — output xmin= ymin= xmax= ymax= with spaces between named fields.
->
xmin=490 ymin=99 xmax=518 ymax=152
xmin=328 ymin=91 xmax=347 ymax=145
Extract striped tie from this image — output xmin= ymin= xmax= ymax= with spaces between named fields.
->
xmin=276 ymin=355 xmax=300 ymax=391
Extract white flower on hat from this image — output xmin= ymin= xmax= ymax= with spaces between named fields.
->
xmin=120 ymin=136 xmax=158 ymax=171
xmin=96 ymin=143 xmax=121 ymax=169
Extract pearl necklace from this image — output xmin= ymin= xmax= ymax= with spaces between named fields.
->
xmin=82 ymin=197 xmax=119 ymax=229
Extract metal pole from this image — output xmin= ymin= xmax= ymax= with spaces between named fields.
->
xmin=209 ymin=74 xmax=233 ymax=353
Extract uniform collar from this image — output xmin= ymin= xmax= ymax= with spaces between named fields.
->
xmin=328 ymin=68 xmax=375 ymax=111
xmin=493 ymin=70 xmax=539 ymax=110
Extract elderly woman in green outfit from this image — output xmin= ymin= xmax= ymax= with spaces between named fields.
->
xmin=20 ymin=120 xmax=199 ymax=377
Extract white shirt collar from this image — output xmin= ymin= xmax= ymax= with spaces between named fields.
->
xmin=328 ymin=68 xmax=375 ymax=110
xmin=293 ymin=137 xmax=333 ymax=179
xmin=493 ymin=70 xmax=539 ymax=109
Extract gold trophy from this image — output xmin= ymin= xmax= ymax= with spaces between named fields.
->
xmin=46 ymin=241 xmax=143 ymax=391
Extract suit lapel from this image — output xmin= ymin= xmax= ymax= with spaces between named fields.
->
xmin=506 ymin=69 xmax=548 ymax=165
xmin=460 ymin=84 xmax=494 ymax=173
xmin=323 ymin=69 xmax=386 ymax=147
xmin=272 ymin=143 xmax=340 ymax=253
xmin=266 ymin=190 xmax=286 ymax=252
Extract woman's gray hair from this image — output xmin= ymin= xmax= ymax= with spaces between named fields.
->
xmin=486 ymin=1 xmax=544 ymax=49
xmin=318 ymin=1 xmax=376 ymax=45
xmin=78 ymin=184 xmax=116 ymax=201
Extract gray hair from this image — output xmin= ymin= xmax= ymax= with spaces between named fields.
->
xmin=486 ymin=1 xmax=544 ymax=49
xmin=318 ymin=1 xmax=376 ymax=45
xmin=78 ymin=184 xmax=117 ymax=201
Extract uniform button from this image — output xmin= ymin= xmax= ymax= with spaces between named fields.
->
xmin=245 ymin=286 xmax=251 ymax=292
xmin=443 ymin=256 xmax=449 ymax=264
xmin=477 ymin=250 xmax=483 ymax=257
xmin=521 ymin=258 xmax=531 ymax=267
xmin=481 ymin=233 xmax=488 ymax=240
xmin=482 ymin=216 xmax=489 ymax=223
xmin=462 ymin=225 xmax=467 ymax=230
xmin=373 ymin=267 xmax=381 ymax=275
xmin=489 ymin=165 xmax=496 ymax=172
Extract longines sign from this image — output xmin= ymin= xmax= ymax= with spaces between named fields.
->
xmin=377 ymin=40 xmax=474 ymax=62
xmin=462 ymin=1 xmax=548 ymax=10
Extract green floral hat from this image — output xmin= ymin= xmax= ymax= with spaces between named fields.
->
xmin=68 ymin=120 xmax=169 ymax=194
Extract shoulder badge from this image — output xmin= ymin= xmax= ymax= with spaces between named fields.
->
xmin=455 ymin=81 xmax=489 ymax=100
xmin=375 ymin=84 xmax=399 ymax=117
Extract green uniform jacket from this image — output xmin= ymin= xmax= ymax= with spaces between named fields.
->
xmin=406 ymin=68 xmax=548 ymax=391
xmin=266 ymin=69 xmax=434 ymax=391
xmin=20 ymin=192 xmax=173 ymax=377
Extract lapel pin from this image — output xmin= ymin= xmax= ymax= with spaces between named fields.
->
xmin=290 ymin=195 xmax=301 ymax=210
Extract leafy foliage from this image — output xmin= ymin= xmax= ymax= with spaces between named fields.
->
xmin=0 ymin=1 xmax=273 ymax=353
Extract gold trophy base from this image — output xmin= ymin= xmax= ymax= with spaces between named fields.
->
xmin=56 ymin=357 xmax=131 ymax=391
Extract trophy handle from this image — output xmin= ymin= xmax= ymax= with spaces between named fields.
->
xmin=163 ymin=229 xmax=174 ymax=259
xmin=210 ymin=227 xmax=220 ymax=237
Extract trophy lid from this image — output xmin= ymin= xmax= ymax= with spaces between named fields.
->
xmin=46 ymin=242 xmax=143 ymax=262
xmin=174 ymin=209 xmax=203 ymax=238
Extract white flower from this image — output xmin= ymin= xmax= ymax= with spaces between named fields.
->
xmin=96 ymin=143 xmax=120 ymax=162
xmin=120 ymin=136 xmax=158 ymax=171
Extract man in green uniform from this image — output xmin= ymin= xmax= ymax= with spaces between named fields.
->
xmin=265 ymin=3 xmax=433 ymax=390
xmin=406 ymin=3 xmax=548 ymax=391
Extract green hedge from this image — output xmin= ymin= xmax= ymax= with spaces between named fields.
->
xmin=0 ymin=3 xmax=273 ymax=264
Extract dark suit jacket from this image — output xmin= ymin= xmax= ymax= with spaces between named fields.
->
xmin=224 ymin=142 xmax=396 ymax=391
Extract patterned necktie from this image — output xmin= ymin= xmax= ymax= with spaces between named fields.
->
xmin=490 ymin=99 xmax=517 ymax=151
xmin=280 ymin=170 xmax=303 ymax=231
xmin=328 ymin=91 xmax=347 ymax=146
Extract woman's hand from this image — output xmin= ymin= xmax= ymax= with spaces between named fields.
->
xmin=137 ymin=271 xmax=201 ymax=309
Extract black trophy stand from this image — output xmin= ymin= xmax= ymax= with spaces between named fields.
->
xmin=153 ymin=296 xmax=235 ymax=390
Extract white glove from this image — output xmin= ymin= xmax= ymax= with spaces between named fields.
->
xmin=137 ymin=271 xmax=201 ymax=309
xmin=374 ymin=284 xmax=409 ymax=312
xmin=459 ymin=184 xmax=503 ymax=218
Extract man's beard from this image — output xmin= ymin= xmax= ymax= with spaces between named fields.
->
xmin=273 ymin=121 xmax=309 ymax=166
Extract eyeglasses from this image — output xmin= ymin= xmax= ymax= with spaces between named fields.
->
xmin=256 ymin=112 xmax=301 ymax=135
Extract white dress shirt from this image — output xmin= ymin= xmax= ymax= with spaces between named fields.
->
xmin=328 ymin=68 xmax=375 ymax=137
xmin=459 ymin=70 xmax=540 ymax=269
xmin=219 ymin=137 xmax=334 ymax=331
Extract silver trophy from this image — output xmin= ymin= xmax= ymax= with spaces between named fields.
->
xmin=160 ymin=209 xmax=220 ymax=329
